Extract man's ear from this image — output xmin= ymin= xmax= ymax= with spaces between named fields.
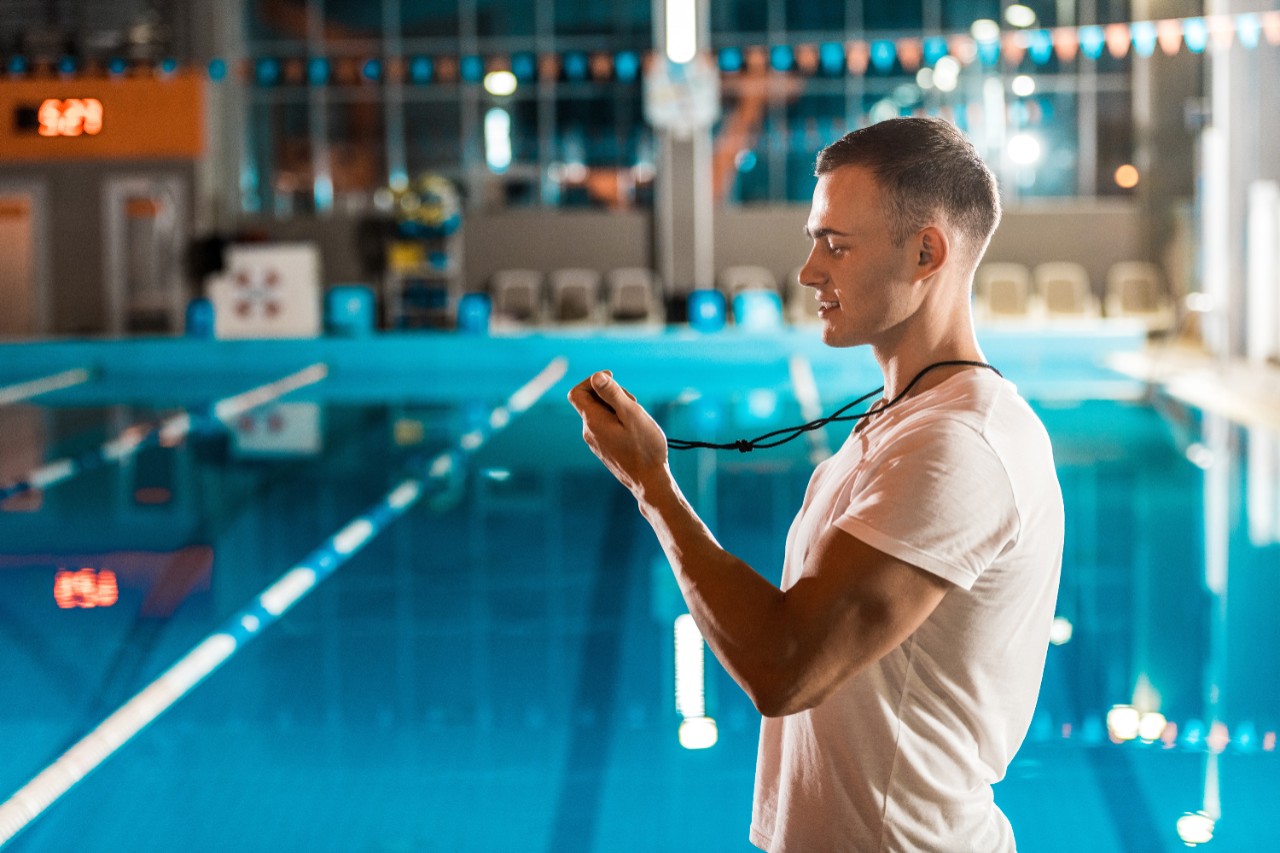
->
xmin=915 ymin=226 xmax=949 ymax=279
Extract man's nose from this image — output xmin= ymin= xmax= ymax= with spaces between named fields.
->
xmin=798 ymin=247 xmax=823 ymax=290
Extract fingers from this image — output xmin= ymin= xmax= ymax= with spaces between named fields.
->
xmin=566 ymin=376 xmax=613 ymax=417
xmin=567 ymin=371 xmax=637 ymax=416
xmin=589 ymin=371 xmax=635 ymax=410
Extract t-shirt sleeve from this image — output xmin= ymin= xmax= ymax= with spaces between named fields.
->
xmin=832 ymin=417 xmax=1019 ymax=590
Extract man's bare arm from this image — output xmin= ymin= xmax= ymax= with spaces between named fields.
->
xmin=568 ymin=371 xmax=950 ymax=717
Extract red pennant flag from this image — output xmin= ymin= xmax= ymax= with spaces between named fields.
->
xmin=590 ymin=52 xmax=613 ymax=80
xmin=896 ymin=38 xmax=922 ymax=71
xmin=537 ymin=53 xmax=559 ymax=82
xmin=1265 ymin=11 xmax=1280 ymax=46
xmin=1002 ymin=32 xmax=1026 ymax=66
xmin=283 ymin=58 xmax=304 ymax=85
xmin=846 ymin=41 xmax=870 ymax=74
xmin=1209 ymin=15 xmax=1235 ymax=50
xmin=948 ymin=35 xmax=977 ymax=65
xmin=337 ymin=57 xmax=361 ymax=84
xmin=745 ymin=46 xmax=768 ymax=73
xmin=1053 ymin=28 xmax=1079 ymax=62
xmin=1105 ymin=23 xmax=1131 ymax=58
xmin=796 ymin=44 xmax=820 ymax=74
xmin=386 ymin=57 xmax=406 ymax=83
xmin=1156 ymin=19 xmax=1183 ymax=55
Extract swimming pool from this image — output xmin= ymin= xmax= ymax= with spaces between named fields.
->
xmin=0 ymin=328 xmax=1276 ymax=851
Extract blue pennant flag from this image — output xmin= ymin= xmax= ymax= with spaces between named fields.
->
xmin=820 ymin=42 xmax=845 ymax=75
xmin=976 ymin=38 xmax=1000 ymax=66
xmin=1182 ymin=19 xmax=1208 ymax=53
xmin=308 ymin=57 xmax=330 ymax=84
xmin=512 ymin=51 xmax=537 ymax=81
xmin=615 ymin=51 xmax=640 ymax=81
xmin=255 ymin=58 xmax=281 ymax=86
xmin=718 ymin=47 xmax=743 ymax=73
xmin=870 ymin=39 xmax=897 ymax=72
xmin=1027 ymin=29 xmax=1054 ymax=64
xmin=409 ymin=56 xmax=433 ymax=83
xmin=1236 ymin=14 xmax=1261 ymax=49
xmin=923 ymin=36 xmax=949 ymax=66
xmin=563 ymin=51 xmax=589 ymax=81
xmin=460 ymin=55 xmax=485 ymax=82
xmin=1078 ymin=25 xmax=1105 ymax=59
xmin=1131 ymin=21 xmax=1157 ymax=57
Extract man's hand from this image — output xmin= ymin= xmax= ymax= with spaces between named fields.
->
xmin=567 ymin=371 xmax=669 ymax=494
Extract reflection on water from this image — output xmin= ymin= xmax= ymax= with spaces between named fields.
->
xmin=0 ymin=390 xmax=1276 ymax=852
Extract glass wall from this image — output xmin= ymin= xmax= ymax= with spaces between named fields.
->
xmin=241 ymin=0 xmax=1138 ymax=214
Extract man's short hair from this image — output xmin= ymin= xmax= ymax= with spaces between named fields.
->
xmin=815 ymin=117 xmax=1001 ymax=262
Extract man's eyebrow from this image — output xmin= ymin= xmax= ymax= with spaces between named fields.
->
xmin=803 ymin=226 xmax=851 ymax=240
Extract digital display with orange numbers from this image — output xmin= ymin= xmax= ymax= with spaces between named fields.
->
xmin=1 ymin=75 xmax=204 ymax=160
xmin=35 ymin=98 xmax=104 ymax=136
xmin=54 ymin=568 xmax=119 ymax=609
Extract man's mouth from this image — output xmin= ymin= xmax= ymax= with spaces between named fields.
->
xmin=818 ymin=300 xmax=840 ymax=315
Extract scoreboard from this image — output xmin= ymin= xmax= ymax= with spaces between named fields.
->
xmin=2 ymin=73 xmax=205 ymax=160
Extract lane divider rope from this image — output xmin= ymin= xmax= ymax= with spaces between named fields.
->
xmin=787 ymin=354 xmax=832 ymax=464
xmin=0 ymin=363 xmax=329 ymax=503
xmin=0 ymin=368 xmax=93 ymax=407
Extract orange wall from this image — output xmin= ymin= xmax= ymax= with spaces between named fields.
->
xmin=0 ymin=73 xmax=204 ymax=161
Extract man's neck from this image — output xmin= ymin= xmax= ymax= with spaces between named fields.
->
xmin=872 ymin=330 xmax=985 ymax=402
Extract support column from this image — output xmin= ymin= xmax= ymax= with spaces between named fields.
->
xmin=1202 ymin=0 xmax=1280 ymax=358
xmin=651 ymin=0 xmax=716 ymax=308
xmin=1131 ymin=0 xmax=1202 ymax=304
xmin=656 ymin=132 xmax=715 ymax=298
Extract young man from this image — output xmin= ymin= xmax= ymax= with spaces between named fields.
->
xmin=568 ymin=117 xmax=1064 ymax=852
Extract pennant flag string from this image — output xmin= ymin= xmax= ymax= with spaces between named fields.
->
xmin=2 ymin=12 xmax=1278 ymax=86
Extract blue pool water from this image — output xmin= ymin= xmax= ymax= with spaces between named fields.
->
xmin=0 ymin=331 xmax=1277 ymax=851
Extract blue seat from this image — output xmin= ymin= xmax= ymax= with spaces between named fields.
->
xmin=325 ymin=285 xmax=376 ymax=336
xmin=687 ymin=290 xmax=726 ymax=332
xmin=732 ymin=289 xmax=784 ymax=330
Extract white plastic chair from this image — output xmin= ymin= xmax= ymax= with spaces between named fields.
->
xmin=1105 ymin=261 xmax=1175 ymax=331
xmin=717 ymin=265 xmax=777 ymax=298
xmin=605 ymin=267 xmax=664 ymax=324
xmin=975 ymin=263 xmax=1034 ymax=321
xmin=490 ymin=269 xmax=544 ymax=325
xmin=1034 ymin=262 xmax=1099 ymax=319
xmin=547 ymin=268 xmax=603 ymax=324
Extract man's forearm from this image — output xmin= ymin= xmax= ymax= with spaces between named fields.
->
xmin=631 ymin=468 xmax=792 ymax=713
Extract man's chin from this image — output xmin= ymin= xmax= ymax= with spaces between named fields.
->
xmin=819 ymin=327 xmax=864 ymax=349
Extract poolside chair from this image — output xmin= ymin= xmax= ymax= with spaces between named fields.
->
xmin=974 ymin=263 xmax=1034 ymax=321
xmin=548 ymin=268 xmax=603 ymax=324
xmin=1033 ymin=262 xmax=1099 ymax=319
xmin=1105 ymin=261 xmax=1176 ymax=331
xmin=785 ymin=265 xmax=821 ymax=324
xmin=717 ymin=265 xmax=778 ymax=298
xmin=489 ymin=269 xmax=544 ymax=325
xmin=605 ymin=267 xmax=664 ymax=324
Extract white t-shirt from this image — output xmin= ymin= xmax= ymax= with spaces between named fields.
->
xmin=750 ymin=369 xmax=1064 ymax=853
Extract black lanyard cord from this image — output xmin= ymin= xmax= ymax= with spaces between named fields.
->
xmin=667 ymin=359 xmax=1002 ymax=453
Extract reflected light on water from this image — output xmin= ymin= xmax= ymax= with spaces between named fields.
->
xmin=1048 ymin=615 xmax=1073 ymax=645
xmin=1138 ymin=712 xmax=1167 ymax=742
xmin=674 ymin=614 xmax=706 ymax=718
xmin=1176 ymin=811 xmax=1215 ymax=846
xmin=1207 ymin=721 xmax=1230 ymax=754
xmin=1106 ymin=705 xmax=1140 ymax=741
xmin=678 ymin=716 xmax=718 ymax=750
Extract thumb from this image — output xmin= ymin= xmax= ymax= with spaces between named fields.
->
xmin=590 ymin=371 xmax=631 ymax=408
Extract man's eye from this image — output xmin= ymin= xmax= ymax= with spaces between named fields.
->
xmin=828 ymin=243 xmax=846 ymax=255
